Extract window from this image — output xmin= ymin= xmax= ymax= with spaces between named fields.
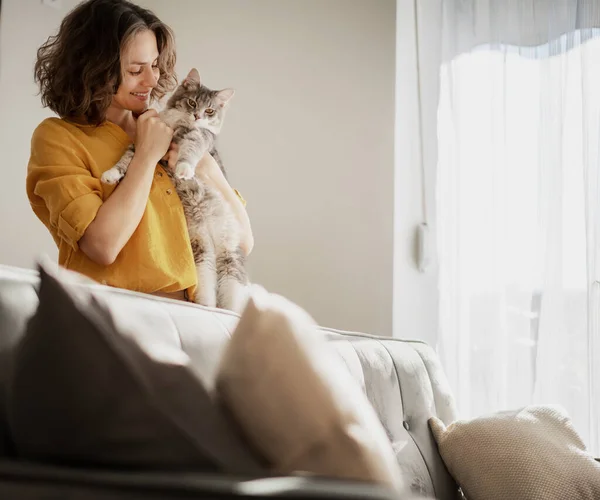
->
xmin=436 ymin=32 xmax=600 ymax=452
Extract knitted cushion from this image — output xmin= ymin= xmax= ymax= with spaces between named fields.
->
xmin=429 ymin=405 xmax=600 ymax=500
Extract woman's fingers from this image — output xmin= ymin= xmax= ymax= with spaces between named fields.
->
xmin=161 ymin=142 xmax=179 ymax=168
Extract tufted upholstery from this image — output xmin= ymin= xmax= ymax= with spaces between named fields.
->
xmin=0 ymin=264 xmax=459 ymax=499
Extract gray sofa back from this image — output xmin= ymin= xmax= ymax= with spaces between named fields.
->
xmin=0 ymin=264 xmax=458 ymax=499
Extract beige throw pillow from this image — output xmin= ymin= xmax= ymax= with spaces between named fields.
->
xmin=429 ymin=405 xmax=600 ymax=500
xmin=215 ymin=286 xmax=406 ymax=494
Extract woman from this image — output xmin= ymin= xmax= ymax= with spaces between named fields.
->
xmin=26 ymin=0 xmax=253 ymax=302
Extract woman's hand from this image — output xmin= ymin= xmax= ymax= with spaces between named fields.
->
xmin=194 ymin=150 xmax=224 ymax=181
xmin=161 ymin=147 xmax=253 ymax=255
xmin=135 ymin=109 xmax=173 ymax=164
xmin=194 ymin=153 xmax=254 ymax=256
xmin=162 ymin=141 xmax=179 ymax=171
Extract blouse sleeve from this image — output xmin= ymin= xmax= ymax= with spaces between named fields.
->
xmin=27 ymin=121 xmax=103 ymax=251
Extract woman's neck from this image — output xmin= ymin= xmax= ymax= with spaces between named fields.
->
xmin=106 ymin=106 xmax=136 ymax=141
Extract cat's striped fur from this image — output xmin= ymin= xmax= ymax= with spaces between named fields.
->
xmin=101 ymin=68 xmax=249 ymax=312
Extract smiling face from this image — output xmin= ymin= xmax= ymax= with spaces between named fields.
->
xmin=111 ymin=29 xmax=160 ymax=114
xmin=166 ymin=68 xmax=235 ymax=132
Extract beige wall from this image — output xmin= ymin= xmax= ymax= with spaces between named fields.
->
xmin=0 ymin=0 xmax=437 ymax=341
xmin=0 ymin=0 xmax=72 ymax=267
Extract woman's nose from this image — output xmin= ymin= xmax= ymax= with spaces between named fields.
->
xmin=143 ymin=66 xmax=158 ymax=87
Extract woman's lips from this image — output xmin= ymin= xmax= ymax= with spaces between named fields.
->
xmin=131 ymin=91 xmax=150 ymax=101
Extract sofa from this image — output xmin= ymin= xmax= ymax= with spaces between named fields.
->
xmin=0 ymin=263 xmax=460 ymax=499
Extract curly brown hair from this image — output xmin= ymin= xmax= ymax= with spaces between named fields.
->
xmin=34 ymin=0 xmax=177 ymax=125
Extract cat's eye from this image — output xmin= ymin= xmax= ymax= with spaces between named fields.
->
xmin=205 ymin=108 xmax=215 ymax=116
xmin=187 ymin=99 xmax=196 ymax=109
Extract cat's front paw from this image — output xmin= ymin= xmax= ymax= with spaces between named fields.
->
xmin=175 ymin=162 xmax=195 ymax=180
xmin=101 ymin=168 xmax=123 ymax=185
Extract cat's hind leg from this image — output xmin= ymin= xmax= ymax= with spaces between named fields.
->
xmin=216 ymin=249 xmax=250 ymax=314
xmin=191 ymin=237 xmax=218 ymax=308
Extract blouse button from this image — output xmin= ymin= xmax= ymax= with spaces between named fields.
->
xmin=157 ymin=171 xmax=163 ymax=177
xmin=166 ymin=189 xmax=172 ymax=195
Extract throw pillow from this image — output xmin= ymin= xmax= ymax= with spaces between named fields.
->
xmin=429 ymin=405 xmax=600 ymax=499
xmin=215 ymin=286 xmax=406 ymax=493
xmin=7 ymin=262 xmax=265 ymax=474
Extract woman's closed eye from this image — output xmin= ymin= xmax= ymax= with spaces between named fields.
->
xmin=129 ymin=65 xmax=158 ymax=76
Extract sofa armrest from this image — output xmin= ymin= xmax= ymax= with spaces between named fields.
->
xmin=0 ymin=460 xmax=403 ymax=499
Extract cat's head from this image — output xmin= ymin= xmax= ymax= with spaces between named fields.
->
xmin=166 ymin=68 xmax=234 ymax=133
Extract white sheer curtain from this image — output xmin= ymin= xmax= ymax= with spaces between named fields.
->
xmin=436 ymin=0 xmax=600 ymax=453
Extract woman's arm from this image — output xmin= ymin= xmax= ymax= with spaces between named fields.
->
xmin=79 ymin=153 xmax=159 ymax=265
xmin=195 ymin=153 xmax=254 ymax=256
xmin=80 ymin=110 xmax=174 ymax=265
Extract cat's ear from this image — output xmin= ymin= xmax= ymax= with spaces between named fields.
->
xmin=182 ymin=68 xmax=201 ymax=89
xmin=215 ymin=88 xmax=235 ymax=107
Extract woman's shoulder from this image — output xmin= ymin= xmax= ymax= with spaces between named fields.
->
xmin=30 ymin=117 xmax=98 ymax=166
xmin=32 ymin=116 xmax=111 ymax=150
xmin=34 ymin=117 xmax=128 ymax=147
xmin=32 ymin=117 xmax=81 ymax=144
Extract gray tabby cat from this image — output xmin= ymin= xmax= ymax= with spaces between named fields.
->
xmin=101 ymin=68 xmax=249 ymax=313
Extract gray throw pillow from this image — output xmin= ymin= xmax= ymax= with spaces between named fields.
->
xmin=7 ymin=263 xmax=265 ymax=474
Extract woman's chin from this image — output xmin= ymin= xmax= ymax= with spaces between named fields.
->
xmin=128 ymin=98 xmax=149 ymax=114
